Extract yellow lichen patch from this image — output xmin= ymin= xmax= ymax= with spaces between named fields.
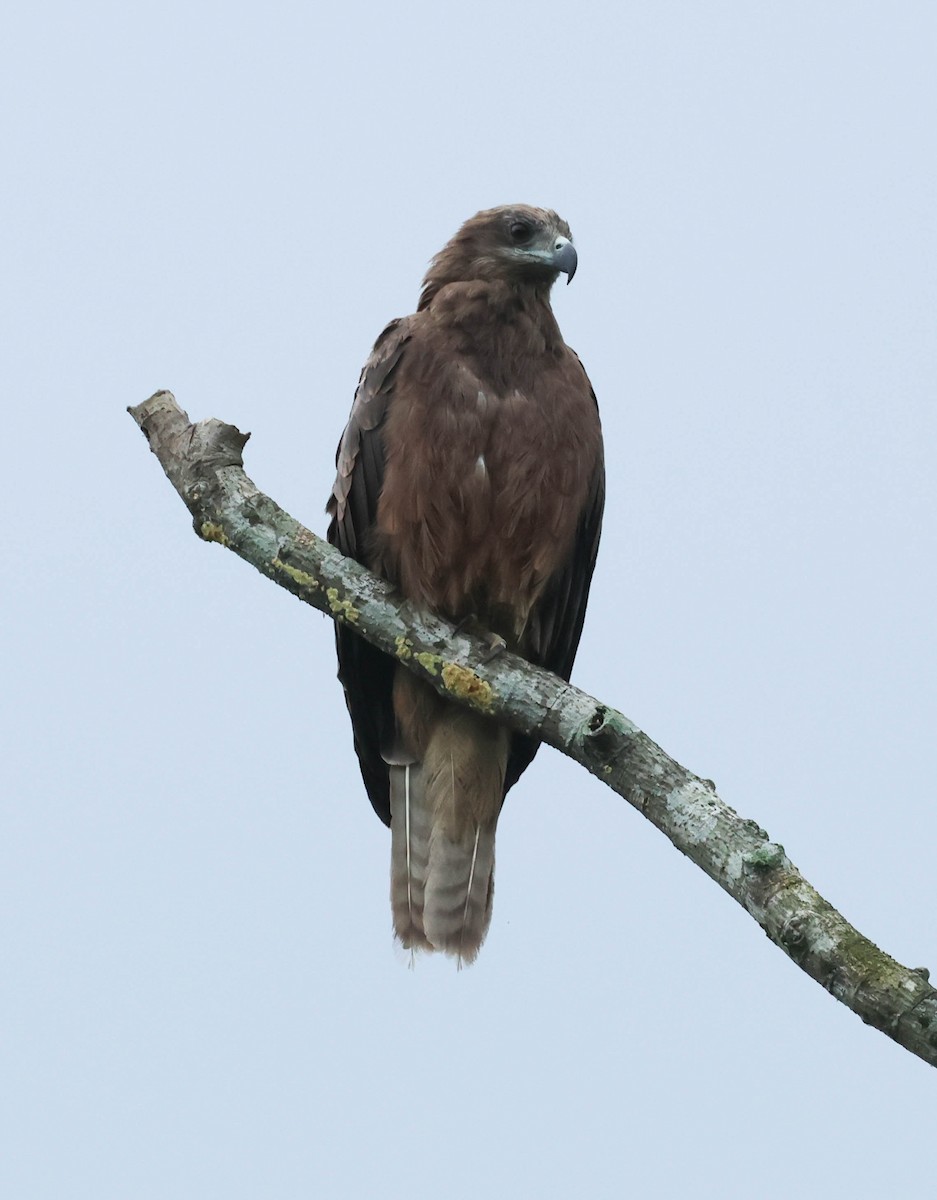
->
xmin=200 ymin=521 xmax=229 ymax=546
xmin=415 ymin=651 xmax=442 ymax=676
xmin=326 ymin=587 xmax=360 ymax=623
xmin=395 ymin=636 xmax=414 ymax=660
xmin=441 ymin=663 xmax=495 ymax=712
xmin=272 ymin=557 xmax=319 ymax=591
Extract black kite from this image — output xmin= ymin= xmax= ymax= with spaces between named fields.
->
xmin=327 ymin=205 xmax=604 ymax=962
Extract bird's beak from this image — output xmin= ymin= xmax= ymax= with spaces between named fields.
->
xmin=552 ymin=236 xmax=578 ymax=284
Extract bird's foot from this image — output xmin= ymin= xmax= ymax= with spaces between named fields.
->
xmin=478 ymin=632 xmax=507 ymax=664
xmin=450 ymin=615 xmax=506 ymax=663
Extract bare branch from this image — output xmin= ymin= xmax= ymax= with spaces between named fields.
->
xmin=128 ymin=389 xmax=937 ymax=1068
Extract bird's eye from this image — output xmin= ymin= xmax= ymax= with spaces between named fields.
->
xmin=509 ymin=220 xmax=534 ymax=245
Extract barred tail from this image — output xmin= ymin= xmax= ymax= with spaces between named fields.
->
xmin=388 ymin=708 xmax=508 ymax=965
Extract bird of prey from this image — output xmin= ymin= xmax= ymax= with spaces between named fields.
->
xmin=327 ymin=205 xmax=604 ymax=963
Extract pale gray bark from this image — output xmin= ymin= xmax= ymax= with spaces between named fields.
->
xmin=128 ymin=389 xmax=937 ymax=1068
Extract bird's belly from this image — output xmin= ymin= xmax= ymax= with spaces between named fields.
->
xmin=379 ymin=439 xmax=580 ymax=636
xmin=375 ymin=370 xmax=595 ymax=635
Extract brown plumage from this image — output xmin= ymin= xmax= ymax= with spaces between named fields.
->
xmin=327 ymin=205 xmax=604 ymax=963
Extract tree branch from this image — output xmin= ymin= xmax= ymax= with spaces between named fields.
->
xmin=128 ymin=389 xmax=937 ymax=1068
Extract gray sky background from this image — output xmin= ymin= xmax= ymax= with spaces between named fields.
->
xmin=3 ymin=3 xmax=935 ymax=1196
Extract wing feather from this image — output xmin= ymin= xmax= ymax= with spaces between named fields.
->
xmin=327 ymin=317 xmax=415 ymax=825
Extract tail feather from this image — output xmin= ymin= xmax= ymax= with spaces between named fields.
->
xmin=423 ymin=817 xmax=496 ymax=964
xmin=388 ymin=706 xmax=507 ymax=964
xmin=389 ymin=763 xmax=432 ymax=951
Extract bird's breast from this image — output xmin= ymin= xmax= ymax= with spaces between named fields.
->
xmin=375 ymin=359 xmax=598 ymax=636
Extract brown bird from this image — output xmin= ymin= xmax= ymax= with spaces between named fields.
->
xmin=327 ymin=205 xmax=604 ymax=963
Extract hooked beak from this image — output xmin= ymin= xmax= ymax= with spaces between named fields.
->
xmin=552 ymin=235 xmax=578 ymax=284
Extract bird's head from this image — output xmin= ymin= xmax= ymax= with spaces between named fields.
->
xmin=419 ymin=205 xmax=577 ymax=310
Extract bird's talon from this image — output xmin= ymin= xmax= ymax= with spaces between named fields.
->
xmin=479 ymin=634 xmax=507 ymax=664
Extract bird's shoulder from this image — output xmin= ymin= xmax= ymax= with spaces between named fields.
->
xmin=328 ymin=313 xmax=421 ymax=527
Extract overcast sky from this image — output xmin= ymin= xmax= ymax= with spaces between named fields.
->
xmin=3 ymin=3 xmax=936 ymax=1197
